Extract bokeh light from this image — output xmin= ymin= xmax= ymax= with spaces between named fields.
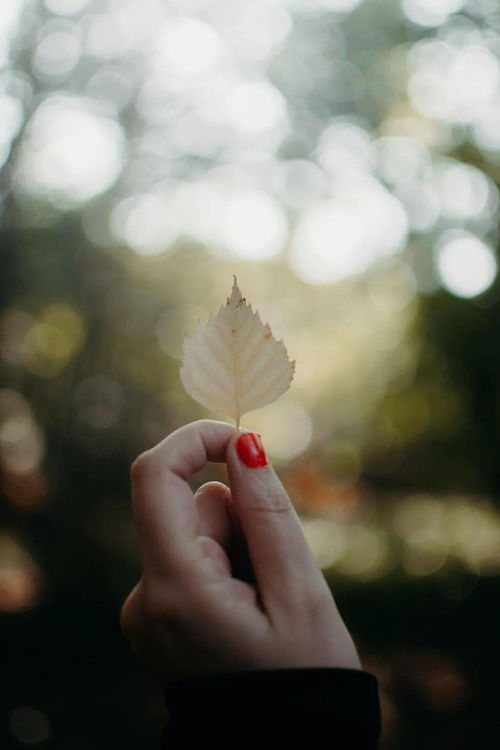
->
xmin=432 ymin=160 xmax=496 ymax=221
xmin=243 ymin=401 xmax=313 ymax=461
xmin=408 ymin=41 xmax=500 ymax=124
xmin=302 ymin=517 xmax=345 ymax=569
xmin=8 ymin=706 xmax=51 ymax=745
xmin=111 ymin=193 xmax=179 ymax=256
xmin=153 ymin=17 xmax=222 ymax=79
xmin=33 ymin=26 xmax=82 ymax=80
xmin=23 ymin=303 xmax=86 ymax=377
xmin=289 ymin=182 xmax=408 ymax=284
xmin=472 ymin=98 xmax=500 ymax=153
xmin=335 ymin=526 xmax=391 ymax=580
xmin=0 ymin=390 xmax=45 ymax=475
xmin=402 ymin=0 xmax=464 ymax=28
xmin=45 ymin=0 xmax=90 ymax=16
xmin=0 ymin=94 xmax=23 ymax=148
xmin=436 ymin=231 xmax=497 ymax=298
xmin=15 ymin=96 xmax=124 ymax=206
xmin=0 ymin=535 xmax=41 ymax=612
xmin=316 ymin=0 xmax=364 ymax=12
xmin=218 ymin=191 xmax=288 ymax=260
xmin=0 ymin=0 xmax=24 ymax=66
xmin=225 ymin=81 xmax=289 ymax=134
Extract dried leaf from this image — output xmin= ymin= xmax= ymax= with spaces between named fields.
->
xmin=180 ymin=278 xmax=295 ymax=427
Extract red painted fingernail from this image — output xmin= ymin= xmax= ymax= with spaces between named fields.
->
xmin=236 ymin=432 xmax=268 ymax=468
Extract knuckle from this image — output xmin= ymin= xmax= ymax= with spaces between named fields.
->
xmin=143 ymin=583 xmax=186 ymax=627
xmin=253 ymin=489 xmax=291 ymax=515
xmin=130 ymin=450 xmax=155 ymax=483
xmin=275 ymin=577 xmax=331 ymax=622
xmin=302 ymin=583 xmax=332 ymax=624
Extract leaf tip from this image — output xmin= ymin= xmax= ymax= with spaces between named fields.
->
xmin=227 ymin=276 xmax=246 ymax=308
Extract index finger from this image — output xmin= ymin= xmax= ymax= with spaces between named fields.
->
xmin=130 ymin=419 xmax=235 ymax=577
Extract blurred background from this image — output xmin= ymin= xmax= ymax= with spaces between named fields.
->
xmin=1 ymin=0 xmax=500 ymax=747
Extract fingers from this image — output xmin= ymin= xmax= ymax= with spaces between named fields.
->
xmin=194 ymin=481 xmax=232 ymax=549
xmin=195 ymin=480 xmax=255 ymax=584
xmin=131 ymin=420 xmax=235 ymax=578
xmin=226 ymin=430 xmax=324 ymax=619
xmin=195 ymin=482 xmax=233 ymax=577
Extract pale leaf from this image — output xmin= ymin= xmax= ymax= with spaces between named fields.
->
xmin=180 ymin=278 xmax=295 ymax=427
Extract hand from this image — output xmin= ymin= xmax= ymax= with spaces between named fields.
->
xmin=120 ymin=419 xmax=361 ymax=682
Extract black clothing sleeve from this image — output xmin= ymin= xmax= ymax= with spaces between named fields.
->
xmin=162 ymin=668 xmax=381 ymax=749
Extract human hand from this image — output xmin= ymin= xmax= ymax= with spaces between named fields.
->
xmin=120 ymin=419 xmax=361 ymax=682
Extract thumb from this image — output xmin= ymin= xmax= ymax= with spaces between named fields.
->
xmin=226 ymin=430 xmax=323 ymax=618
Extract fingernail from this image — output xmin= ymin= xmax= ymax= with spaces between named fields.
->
xmin=236 ymin=432 xmax=268 ymax=468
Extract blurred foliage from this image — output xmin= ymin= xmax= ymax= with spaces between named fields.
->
xmin=1 ymin=0 xmax=500 ymax=748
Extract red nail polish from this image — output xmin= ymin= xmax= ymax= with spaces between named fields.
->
xmin=236 ymin=432 xmax=268 ymax=468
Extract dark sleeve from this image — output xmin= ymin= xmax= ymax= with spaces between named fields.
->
xmin=162 ymin=668 xmax=381 ymax=749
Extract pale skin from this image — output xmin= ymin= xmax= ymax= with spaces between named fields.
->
xmin=120 ymin=419 xmax=361 ymax=683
